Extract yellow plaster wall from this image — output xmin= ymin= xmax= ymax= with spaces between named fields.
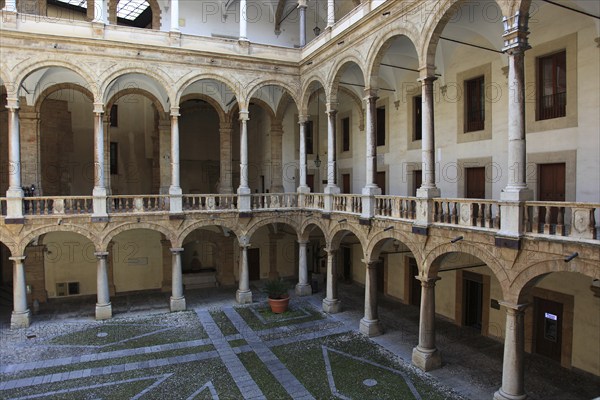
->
xmin=112 ymin=229 xmax=163 ymax=292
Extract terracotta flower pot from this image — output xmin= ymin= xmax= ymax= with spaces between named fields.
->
xmin=268 ymin=295 xmax=290 ymax=314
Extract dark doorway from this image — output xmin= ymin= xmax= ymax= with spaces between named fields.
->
xmin=462 ymin=271 xmax=483 ymax=331
xmin=539 ymin=163 xmax=566 ymax=224
xmin=413 ymin=170 xmax=422 ymax=196
xmin=342 ymin=173 xmax=351 ymax=194
xmin=409 ymin=258 xmax=421 ymax=306
xmin=376 ymin=258 xmax=385 ymax=294
xmin=466 ymin=167 xmax=486 ymax=199
xmin=307 ymin=174 xmax=315 ymax=193
xmin=376 ymin=171 xmax=386 ymax=195
xmin=248 ymin=248 xmax=260 ymax=281
xmin=534 ymin=297 xmax=563 ymax=362
xmin=342 ymin=247 xmax=352 ymax=282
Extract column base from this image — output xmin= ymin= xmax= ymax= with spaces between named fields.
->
xmin=412 ymin=346 xmax=441 ymax=371
xmin=297 ymin=185 xmax=310 ymax=194
xmin=359 ymin=318 xmax=382 ymax=337
xmin=236 ymin=289 xmax=253 ymax=304
xmin=95 ymin=303 xmax=112 ymax=320
xmin=416 ymin=187 xmax=441 ymax=198
xmin=295 ymin=283 xmax=312 ymax=296
xmin=493 ymin=389 xmax=527 ymax=400
xmin=10 ymin=310 xmax=31 ymax=329
xmin=170 ymin=296 xmax=186 ymax=312
xmin=322 ymin=298 xmax=341 ymax=313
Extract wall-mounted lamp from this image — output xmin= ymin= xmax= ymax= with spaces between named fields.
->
xmin=305 ymin=213 xmax=313 ymax=217
xmin=314 ymin=155 xmax=321 ymax=168
xmin=564 ymin=252 xmax=579 ymax=262
xmin=450 ymin=236 xmax=464 ymax=244
xmin=313 ymin=25 xmax=321 ymax=36
xmin=338 ymin=218 xmax=347 ymax=223
xmin=383 ymin=226 xmax=393 ymax=232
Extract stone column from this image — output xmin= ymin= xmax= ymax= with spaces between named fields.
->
xmin=170 ymin=0 xmax=179 ymax=31
xmin=10 ymin=256 xmax=31 ymax=329
xmin=361 ymin=90 xmax=381 ymax=219
xmin=170 ymin=247 xmax=186 ymax=311
xmin=238 ymin=111 xmax=251 ymax=211
xmin=298 ymin=0 xmax=307 ymax=46
xmin=322 ymin=248 xmax=340 ymax=313
xmin=297 ymin=115 xmax=310 ymax=193
xmin=92 ymin=103 xmax=108 ymax=218
xmin=219 ymin=121 xmax=234 ymax=194
xmin=499 ymin=12 xmax=533 ymax=239
xmin=325 ymin=104 xmax=338 ymax=191
xmin=93 ymin=0 xmax=108 ymax=24
xmin=359 ymin=260 xmax=382 ymax=337
xmin=236 ymin=240 xmax=252 ymax=304
xmin=417 ymin=74 xmax=440 ymax=197
xmin=5 ymin=98 xmax=24 ymax=220
xmin=95 ymin=252 xmax=112 ymax=320
xmin=295 ymin=240 xmax=312 ymax=296
xmin=494 ymin=303 xmax=528 ymax=400
xmin=239 ymin=0 xmax=248 ymax=41
xmin=169 ymin=108 xmax=183 ymax=213
xmin=270 ymin=122 xmax=284 ymax=193
xmin=158 ymin=116 xmax=171 ymax=194
xmin=103 ymin=115 xmax=111 ymax=194
xmin=412 ymin=276 xmax=441 ymax=371
xmin=326 ymin=0 xmax=335 ymax=28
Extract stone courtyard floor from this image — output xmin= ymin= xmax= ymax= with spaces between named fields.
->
xmin=0 ymin=284 xmax=598 ymax=400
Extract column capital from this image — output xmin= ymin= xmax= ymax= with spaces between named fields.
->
xmin=297 ymin=0 xmax=307 ymax=9
xmin=238 ymin=235 xmax=251 ymax=248
xmin=170 ymin=107 xmax=180 ymax=117
xmin=363 ymin=259 xmax=379 ymax=268
xmin=93 ymin=102 xmax=105 ymax=114
xmin=298 ymin=114 xmax=309 ymax=124
xmin=417 ymin=75 xmax=437 ymax=84
xmin=499 ymin=301 xmax=529 ymax=313
xmin=325 ymin=103 xmax=338 ymax=114
xmin=324 ymin=247 xmax=337 ymax=255
xmin=502 ymin=12 xmax=530 ymax=54
xmin=9 ymin=256 xmax=26 ymax=262
xmin=170 ymin=247 xmax=184 ymax=254
xmin=239 ymin=110 xmax=250 ymax=121
xmin=363 ymin=88 xmax=379 ymax=100
xmin=94 ymin=251 xmax=109 ymax=259
xmin=219 ymin=121 xmax=233 ymax=131
xmin=417 ymin=276 xmax=441 ymax=287
xmin=5 ymin=97 xmax=19 ymax=110
xmin=298 ymin=239 xmax=309 ymax=245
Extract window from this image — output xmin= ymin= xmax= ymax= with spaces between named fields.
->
xmin=537 ymin=51 xmax=566 ymax=121
xmin=110 ymin=104 xmax=118 ymax=127
xmin=413 ymin=96 xmax=422 ymax=141
xmin=305 ymin=120 xmax=314 ymax=155
xmin=110 ymin=142 xmax=118 ymax=175
xmin=342 ymin=117 xmax=350 ymax=152
xmin=465 ymin=76 xmax=484 ymax=132
xmin=376 ymin=106 xmax=385 ymax=146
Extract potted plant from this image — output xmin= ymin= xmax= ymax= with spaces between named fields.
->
xmin=263 ymin=279 xmax=290 ymax=313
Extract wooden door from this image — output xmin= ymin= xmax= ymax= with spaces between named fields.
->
xmin=539 ymin=163 xmax=565 ymax=224
xmin=376 ymin=171 xmax=386 ymax=195
xmin=413 ymin=170 xmax=422 ymax=196
xmin=307 ymin=174 xmax=315 ymax=193
xmin=342 ymin=174 xmax=350 ymax=194
xmin=466 ymin=167 xmax=485 ymax=199
xmin=462 ymin=272 xmax=483 ymax=332
xmin=534 ymin=297 xmax=563 ymax=362
xmin=248 ymin=248 xmax=260 ymax=281
xmin=409 ymin=258 xmax=421 ymax=306
xmin=376 ymin=258 xmax=385 ymax=294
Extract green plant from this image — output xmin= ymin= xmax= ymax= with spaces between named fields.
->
xmin=262 ymin=279 xmax=290 ymax=299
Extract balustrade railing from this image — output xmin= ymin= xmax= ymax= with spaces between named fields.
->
xmin=22 ymin=196 xmax=93 ymax=215
xmin=183 ymin=194 xmax=237 ymax=211
xmin=304 ymin=193 xmax=325 ymax=210
xmin=333 ymin=194 xmax=362 ymax=214
xmin=375 ymin=196 xmax=417 ymax=220
xmin=433 ymin=198 xmax=501 ymax=230
xmin=109 ymin=195 xmax=170 ymax=213
xmin=524 ymin=201 xmax=598 ymax=239
xmin=250 ymin=193 xmax=298 ymax=210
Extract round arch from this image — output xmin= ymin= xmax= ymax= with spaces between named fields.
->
xmin=328 ymin=225 xmax=368 ymax=253
xmin=106 ymin=87 xmax=168 ymax=114
xmin=299 ymin=218 xmax=330 ymax=243
xmin=423 ymin=241 xmax=509 ymax=288
xmin=365 ymin=230 xmax=423 ymax=266
xmin=245 ymin=216 xmax=301 ymax=242
xmin=326 ymin=55 xmax=367 ymax=102
xmin=508 ymin=258 xmax=600 ymax=304
xmin=17 ymin=224 xmax=99 ymax=255
xmin=0 ymin=64 xmax=12 ymax=91
xmin=99 ymin=67 xmax=172 ymax=106
xmin=365 ymin=28 xmax=421 ymax=89
xmin=34 ymin=82 xmax=93 ymax=113
xmin=177 ymin=220 xmax=242 ymax=248
xmin=245 ymin=80 xmax=301 ymax=112
xmin=100 ymin=222 xmax=177 ymax=251
xmin=0 ymin=229 xmax=17 ymax=256
xmin=300 ymin=76 xmax=328 ymax=114
xmin=174 ymin=74 xmax=242 ymax=108
xmin=180 ymin=93 xmax=227 ymax=123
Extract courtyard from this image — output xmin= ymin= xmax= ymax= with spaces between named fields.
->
xmin=0 ymin=285 xmax=598 ymax=400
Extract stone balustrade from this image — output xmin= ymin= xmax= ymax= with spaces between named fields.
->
xmin=183 ymin=194 xmax=237 ymax=212
xmin=433 ymin=198 xmax=501 ymax=230
xmin=250 ymin=193 xmax=298 ymax=210
xmin=22 ymin=196 xmax=94 ymax=216
xmin=333 ymin=194 xmax=362 ymax=214
xmin=524 ymin=201 xmax=599 ymax=240
xmin=108 ymin=195 xmax=170 ymax=213
xmin=304 ymin=193 xmax=325 ymax=210
xmin=375 ymin=196 xmax=417 ymax=220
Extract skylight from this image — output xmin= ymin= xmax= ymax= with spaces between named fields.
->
xmin=53 ymin=0 xmax=150 ymax=21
